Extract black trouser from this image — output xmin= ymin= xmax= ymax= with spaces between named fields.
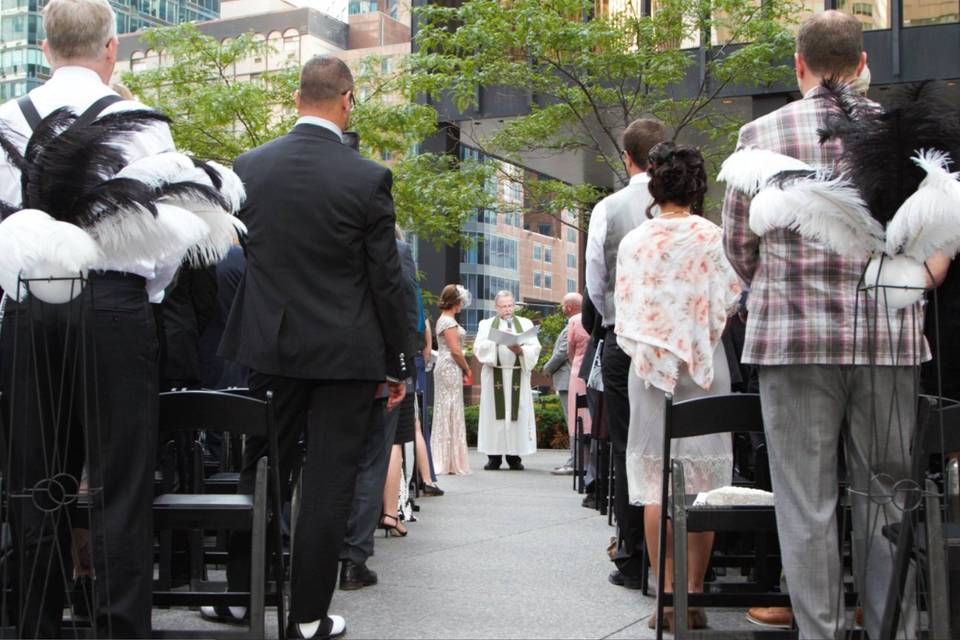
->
xmin=340 ymin=400 xmax=394 ymax=565
xmin=226 ymin=373 xmax=379 ymax=624
xmin=602 ymin=339 xmax=645 ymax=576
xmin=0 ymin=274 xmax=158 ymax=638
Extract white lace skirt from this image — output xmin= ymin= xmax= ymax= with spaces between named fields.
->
xmin=626 ymin=342 xmax=733 ymax=506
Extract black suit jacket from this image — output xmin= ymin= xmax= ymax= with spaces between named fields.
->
xmin=219 ymin=124 xmax=408 ymax=381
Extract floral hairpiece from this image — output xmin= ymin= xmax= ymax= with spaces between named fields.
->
xmin=456 ymin=284 xmax=472 ymax=308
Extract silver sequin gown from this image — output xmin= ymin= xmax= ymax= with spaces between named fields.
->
xmin=431 ymin=314 xmax=471 ymax=475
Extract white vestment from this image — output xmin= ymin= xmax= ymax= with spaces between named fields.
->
xmin=475 ymin=315 xmax=542 ymax=456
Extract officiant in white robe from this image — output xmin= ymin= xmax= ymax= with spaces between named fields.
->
xmin=475 ymin=291 xmax=542 ymax=470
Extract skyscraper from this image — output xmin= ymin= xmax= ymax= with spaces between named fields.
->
xmin=0 ymin=0 xmax=220 ymax=100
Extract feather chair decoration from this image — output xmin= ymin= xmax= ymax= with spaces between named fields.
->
xmin=0 ymin=106 xmax=246 ymax=303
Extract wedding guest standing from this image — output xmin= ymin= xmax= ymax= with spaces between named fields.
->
xmin=475 ymin=291 xmax=542 ymax=470
xmin=430 ymin=284 xmax=472 ymax=476
xmin=215 ymin=55 xmax=409 ymax=639
xmin=616 ymin=143 xmax=741 ymax=632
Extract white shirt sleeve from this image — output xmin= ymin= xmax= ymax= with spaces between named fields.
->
xmin=584 ymin=198 xmax=608 ymax=314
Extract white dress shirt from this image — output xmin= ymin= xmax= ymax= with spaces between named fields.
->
xmin=295 ymin=115 xmax=343 ymax=142
xmin=0 ymin=66 xmax=178 ymax=302
xmin=584 ymin=172 xmax=651 ymax=314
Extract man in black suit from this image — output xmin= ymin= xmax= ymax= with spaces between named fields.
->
xmin=211 ymin=55 xmax=409 ymax=640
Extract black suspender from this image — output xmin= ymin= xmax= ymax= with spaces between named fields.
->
xmin=16 ymin=93 xmax=125 ymax=133
xmin=16 ymin=95 xmax=41 ymax=131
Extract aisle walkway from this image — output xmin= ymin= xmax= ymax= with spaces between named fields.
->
xmin=154 ymin=448 xmax=754 ymax=638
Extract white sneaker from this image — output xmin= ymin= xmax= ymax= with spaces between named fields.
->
xmin=290 ymin=614 xmax=347 ymax=639
xmin=550 ymin=465 xmax=574 ymax=476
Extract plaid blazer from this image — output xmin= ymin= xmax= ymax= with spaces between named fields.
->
xmin=721 ymin=85 xmax=928 ymax=367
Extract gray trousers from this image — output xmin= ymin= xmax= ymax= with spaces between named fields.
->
xmin=759 ymin=365 xmax=917 ymax=639
xmin=557 ymin=390 xmax=572 ymax=466
xmin=340 ymin=403 xmax=399 ymax=565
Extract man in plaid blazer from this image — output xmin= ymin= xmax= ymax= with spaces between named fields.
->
xmin=722 ymin=10 xmax=947 ymax=638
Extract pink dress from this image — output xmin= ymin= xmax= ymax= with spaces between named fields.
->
xmin=566 ymin=313 xmax=592 ymax=437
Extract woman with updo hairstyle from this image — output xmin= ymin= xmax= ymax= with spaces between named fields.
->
xmin=614 ymin=142 xmax=743 ymax=631
xmin=430 ymin=284 xmax=473 ymax=476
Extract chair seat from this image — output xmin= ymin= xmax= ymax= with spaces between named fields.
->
xmin=676 ymin=494 xmax=779 ymax=532
xmin=153 ymin=493 xmax=253 ymax=530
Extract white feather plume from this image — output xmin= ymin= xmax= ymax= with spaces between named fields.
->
xmin=153 ymin=203 xmax=212 ymax=261
xmin=749 ymin=177 xmax=885 ymax=260
xmin=116 ymin=152 xmax=201 ymax=188
xmin=884 ymin=149 xmax=960 ymax=262
xmin=717 ymin=148 xmax=814 ymax=195
xmin=0 ymin=210 xmax=100 ymax=301
xmin=206 ymin=161 xmax=246 ymax=213
xmin=183 ymin=208 xmax=247 ymax=267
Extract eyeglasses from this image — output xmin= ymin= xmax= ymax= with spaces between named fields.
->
xmin=342 ymin=89 xmax=356 ymax=109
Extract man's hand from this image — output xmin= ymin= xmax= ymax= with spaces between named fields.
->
xmin=508 ymin=345 xmax=523 ymax=355
xmin=386 ymin=381 xmax=406 ymax=412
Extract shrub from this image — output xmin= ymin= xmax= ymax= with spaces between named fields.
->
xmin=463 ymin=394 xmax=569 ymax=450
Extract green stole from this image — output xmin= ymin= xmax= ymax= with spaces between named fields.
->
xmin=492 ymin=316 xmax=524 ymax=421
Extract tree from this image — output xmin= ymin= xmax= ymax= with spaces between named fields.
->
xmin=409 ymin=0 xmax=803 ymax=228
xmin=122 ymin=23 xmax=494 ymax=247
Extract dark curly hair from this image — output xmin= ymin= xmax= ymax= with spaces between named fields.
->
xmin=645 ymin=142 xmax=708 ymax=219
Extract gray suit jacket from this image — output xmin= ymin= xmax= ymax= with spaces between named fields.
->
xmin=542 ymin=325 xmax=571 ymax=391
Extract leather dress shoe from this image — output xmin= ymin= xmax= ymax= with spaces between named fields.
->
xmin=483 ymin=460 xmax=502 ymax=470
xmin=339 ymin=559 xmax=378 ymax=590
xmin=199 ymin=605 xmax=249 ymax=625
xmin=581 ymin=493 xmax=598 ymax=509
xmin=608 ymin=569 xmax=643 ymax=590
xmin=287 ymin=615 xmax=346 ymax=639
xmin=746 ymin=607 xmax=793 ymax=629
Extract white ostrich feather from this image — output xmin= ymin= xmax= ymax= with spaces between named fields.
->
xmin=88 ymin=203 xmax=196 ymax=266
xmin=717 ymin=148 xmax=813 ymax=195
xmin=116 ymin=152 xmax=200 ymax=188
xmin=153 ymin=203 xmax=212 ymax=262
xmin=885 ymin=149 xmax=960 ymax=261
xmin=0 ymin=210 xmax=100 ymax=301
xmin=183 ymin=208 xmax=247 ymax=267
xmin=206 ymin=161 xmax=246 ymax=213
xmin=749 ymin=177 xmax=885 ymax=259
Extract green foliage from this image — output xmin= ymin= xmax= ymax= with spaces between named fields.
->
xmin=409 ymin=0 xmax=802 ymax=226
xmin=535 ymin=309 xmax=568 ymax=370
xmin=464 ymin=394 xmax=569 ymax=450
xmin=122 ymin=25 xmax=494 ymax=246
xmin=122 ymin=23 xmax=299 ymax=163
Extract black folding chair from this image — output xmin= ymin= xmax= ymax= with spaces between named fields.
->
xmin=656 ymin=393 xmax=789 ymax=639
xmin=879 ymin=395 xmax=960 ymax=640
xmin=151 ymin=390 xmax=286 ymax=640
xmin=573 ymin=393 xmax=588 ymax=493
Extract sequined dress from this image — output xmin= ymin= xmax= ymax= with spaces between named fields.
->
xmin=431 ymin=314 xmax=471 ymax=475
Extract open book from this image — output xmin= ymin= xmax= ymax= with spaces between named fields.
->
xmin=488 ymin=324 xmax=540 ymax=347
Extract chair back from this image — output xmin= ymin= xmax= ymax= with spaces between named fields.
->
xmin=575 ymin=394 xmax=588 ymax=409
xmin=664 ymin=392 xmax=764 ymax=441
xmin=159 ymin=390 xmax=273 ymax=439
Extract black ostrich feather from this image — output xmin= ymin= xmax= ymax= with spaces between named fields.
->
xmin=158 ymin=181 xmax=230 ymax=211
xmin=0 ymin=123 xmax=26 ymax=172
xmin=817 ymin=80 xmax=960 ymax=226
xmin=0 ymin=199 xmax=17 ymax=219
xmin=22 ymin=109 xmax=169 ymax=223
xmin=191 ymin=157 xmax=224 ymax=191
xmin=69 ymin=177 xmax=158 ymax=229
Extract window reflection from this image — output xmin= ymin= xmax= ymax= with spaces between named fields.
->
xmin=904 ymin=0 xmax=960 ymax=26
xmin=835 ymin=0 xmax=891 ymax=30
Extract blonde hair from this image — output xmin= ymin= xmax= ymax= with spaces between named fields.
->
xmin=44 ymin=0 xmax=117 ymax=62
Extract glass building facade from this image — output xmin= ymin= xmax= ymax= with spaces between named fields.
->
xmin=0 ymin=0 xmax=220 ymax=100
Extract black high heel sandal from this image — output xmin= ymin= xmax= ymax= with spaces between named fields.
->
xmin=422 ymin=483 xmax=444 ymax=496
xmin=379 ymin=513 xmax=407 ymax=538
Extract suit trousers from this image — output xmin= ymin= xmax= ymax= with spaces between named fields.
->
xmin=557 ymin=390 xmax=572 ymax=466
xmin=340 ymin=400 xmax=395 ymax=565
xmin=0 ymin=276 xmax=157 ymax=638
xmin=602 ymin=339 xmax=645 ymax=575
xmin=226 ymin=372 xmax=378 ymax=624
xmin=759 ymin=364 xmax=917 ymax=639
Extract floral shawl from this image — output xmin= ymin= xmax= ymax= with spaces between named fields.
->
xmin=614 ymin=215 xmax=742 ymax=393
